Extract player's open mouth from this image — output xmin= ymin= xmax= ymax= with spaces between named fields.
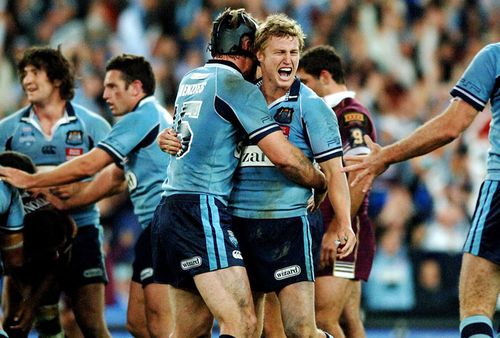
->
xmin=278 ymin=67 xmax=292 ymax=79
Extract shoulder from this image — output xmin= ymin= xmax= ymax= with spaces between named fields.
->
xmin=0 ymin=107 xmax=26 ymax=128
xmin=299 ymin=84 xmax=331 ymax=112
xmin=70 ymin=102 xmax=111 ymax=127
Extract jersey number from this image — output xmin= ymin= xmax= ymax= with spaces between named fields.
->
xmin=173 ymin=101 xmax=201 ymax=158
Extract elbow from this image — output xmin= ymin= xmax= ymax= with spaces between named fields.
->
xmin=444 ymin=127 xmax=463 ymax=142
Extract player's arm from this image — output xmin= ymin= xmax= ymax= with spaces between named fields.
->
xmin=257 ymin=131 xmax=327 ymax=191
xmin=344 ymin=99 xmax=478 ymax=190
xmin=45 ymin=164 xmax=127 ymax=210
xmin=0 ymin=230 xmax=24 ymax=271
xmin=0 ymin=148 xmax=113 ymax=190
xmin=158 ymin=127 xmax=327 ymax=191
xmin=318 ymin=157 xmax=354 ymax=264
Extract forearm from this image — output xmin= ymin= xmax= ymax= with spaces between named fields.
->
xmin=323 ymin=158 xmax=351 ymax=230
xmin=277 ymin=146 xmax=326 ymax=191
xmin=30 ymin=148 xmax=112 ymax=189
xmin=383 ymin=99 xmax=477 ymax=166
xmin=54 ymin=165 xmax=126 ymax=209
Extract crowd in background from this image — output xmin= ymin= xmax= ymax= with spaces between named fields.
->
xmin=0 ymin=0 xmax=499 ymax=321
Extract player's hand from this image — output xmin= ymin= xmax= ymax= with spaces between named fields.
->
xmin=9 ymin=299 xmax=36 ymax=332
xmin=44 ymin=191 xmax=72 ymax=210
xmin=336 ymin=225 xmax=356 ymax=259
xmin=48 ymin=182 xmax=85 ymax=200
xmin=320 ymin=231 xmax=338 ymax=267
xmin=342 ymin=135 xmax=386 ymax=192
xmin=158 ymin=128 xmax=181 ymax=155
xmin=307 ymin=188 xmax=327 ymax=212
xmin=0 ymin=166 xmax=33 ymax=189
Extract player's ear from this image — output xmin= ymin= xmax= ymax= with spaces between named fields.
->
xmin=131 ymin=80 xmax=143 ymax=96
xmin=319 ymin=70 xmax=331 ymax=85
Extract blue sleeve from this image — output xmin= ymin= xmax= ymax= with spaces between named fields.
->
xmin=85 ymin=111 xmax=112 ymax=145
xmin=217 ymin=80 xmax=281 ymax=143
xmin=303 ymin=96 xmax=343 ymax=162
xmin=97 ymin=110 xmax=158 ymax=164
xmin=451 ymin=44 xmax=499 ymax=111
xmin=0 ymin=183 xmax=24 ymax=232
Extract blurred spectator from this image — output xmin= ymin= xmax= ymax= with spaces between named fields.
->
xmin=363 ymin=227 xmax=415 ymax=312
xmin=413 ymin=256 xmax=458 ymax=316
xmin=0 ymin=0 xmax=497 ymax=328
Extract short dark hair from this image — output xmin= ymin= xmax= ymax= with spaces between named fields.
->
xmin=105 ymin=54 xmax=156 ymax=96
xmin=17 ymin=46 xmax=75 ymax=100
xmin=299 ymin=45 xmax=346 ymax=85
xmin=0 ymin=151 xmax=36 ymax=174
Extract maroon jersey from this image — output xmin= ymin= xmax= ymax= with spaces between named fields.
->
xmin=318 ymin=93 xmax=376 ymax=281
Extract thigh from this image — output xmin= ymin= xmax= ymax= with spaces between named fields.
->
xmin=194 ymin=266 xmax=254 ymax=323
xmin=233 ymin=216 xmax=315 ymax=293
xmin=459 ymin=253 xmax=500 ymax=320
xmin=70 ymin=283 xmax=110 ymax=337
xmin=315 ymin=276 xmax=352 ymax=321
xmin=263 ymin=293 xmax=286 ymax=338
xmin=278 ymin=281 xmax=316 ymax=331
xmin=144 ymin=282 xmax=173 ymax=336
xmin=169 ymin=285 xmax=214 ymax=337
xmin=127 ymin=280 xmax=146 ymax=324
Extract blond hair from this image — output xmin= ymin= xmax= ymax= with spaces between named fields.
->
xmin=254 ymin=13 xmax=305 ymax=52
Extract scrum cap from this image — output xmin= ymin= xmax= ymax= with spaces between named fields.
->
xmin=210 ymin=8 xmax=258 ymax=57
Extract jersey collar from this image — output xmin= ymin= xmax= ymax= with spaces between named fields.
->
xmin=323 ymin=91 xmax=356 ymax=108
xmin=260 ymin=77 xmax=301 ymax=108
xmin=131 ymin=95 xmax=155 ymax=112
xmin=206 ymin=59 xmax=243 ymax=76
xmin=20 ymin=101 xmax=78 ymax=124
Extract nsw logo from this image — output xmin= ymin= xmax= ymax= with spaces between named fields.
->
xmin=181 ymin=256 xmax=202 ymax=270
xmin=274 ymin=265 xmax=301 ymax=280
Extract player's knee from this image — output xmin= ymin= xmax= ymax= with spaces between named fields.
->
xmin=283 ymin=318 xmax=316 ymax=338
xmin=126 ymin=316 xmax=145 ymax=338
xmin=35 ymin=304 xmax=64 ymax=337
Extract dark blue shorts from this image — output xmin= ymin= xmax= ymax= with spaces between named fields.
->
xmin=152 ymin=195 xmax=245 ymax=290
xmin=232 ymin=214 xmax=318 ymax=293
xmin=308 ymin=209 xmax=325 ymax=273
xmin=132 ymin=224 xmax=154 ymax=286
xmin=463 ymin=180 xmax=500 ymax=264
xmin=63 ymin=225 xmax=108 ymax=291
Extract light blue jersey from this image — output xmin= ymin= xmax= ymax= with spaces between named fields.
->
xmin=0 ymin=182 xmax=24 ymax=232
xmin=0 ymin=102 xmax=111 ymax=227
xmin=98 ymin=96 xmax=172 ymax=228
xmin=229 ymin=79 xmax=343 ymax=218
xmin=450 ymin=43 xmax=500 ymax=180
xmin=162 ymin=60 xmax=281 ymax=202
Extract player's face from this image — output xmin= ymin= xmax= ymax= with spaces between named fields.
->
xmin=103 ymin=70 xmax=136 ymax=116
xmin=257 ymin=35 xmax=300 ymax=94
xmin=21 ymin=65 xmax=61 ymax=105
xmin=297 ymin=69 xmax=323 ymax=96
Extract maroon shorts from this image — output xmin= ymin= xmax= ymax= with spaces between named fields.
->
xmin=316 ymin=213 xmax=376 ymax=281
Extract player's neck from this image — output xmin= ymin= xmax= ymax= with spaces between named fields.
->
xmin=261 ymin=81 xmax=287 ymax=104
xmin=32 ymin=96 xmax=67 ymax=121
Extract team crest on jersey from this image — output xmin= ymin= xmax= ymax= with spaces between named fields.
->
xmin=66 ymin=130 xmax=83 ymax=145
xmin=343 ymin=112 xmax=366 ymax=126
xmin=274 ymin=107 xmax=294 ymax=124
